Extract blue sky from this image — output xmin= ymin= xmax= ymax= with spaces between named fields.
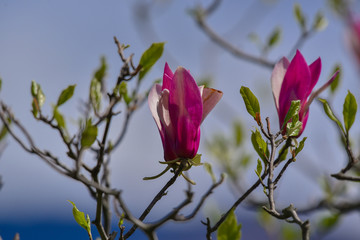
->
xmin=0 ymin=0 xmax=360 ymax=239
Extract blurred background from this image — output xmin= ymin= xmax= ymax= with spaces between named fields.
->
xmin=0 ymin=0 xmax=360 ymax=239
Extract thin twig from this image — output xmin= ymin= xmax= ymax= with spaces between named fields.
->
xmin=124 ymin=165 xmax=184 ymax=239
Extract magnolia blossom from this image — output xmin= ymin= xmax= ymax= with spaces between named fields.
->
xmin=271 ymin=50 xmax=338 ymax=136
xmin=148 ymin=63 xmax=223 ymax=161
xmin=348 ymin=18 xmax=360 ymax=65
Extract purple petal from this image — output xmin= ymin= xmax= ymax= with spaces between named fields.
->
xmin=278 ymin=50 xmax=311 ymax=127
xmin=162 ymin=62 xmax=173 ymax=91
xmin=175 ymin=116 xmax=201 ymax=159
xmin=271 ymin=57 xmax=290 ymax=113
xmin=200 ymin=87 xmax=223 ymax=122
xmin=169 ymin=67 xmax=203 ymax=158
xmin=157 ymin=89 xmax=178 ymax=161
xmin=308 ymin=57 xmax=322 ymax=95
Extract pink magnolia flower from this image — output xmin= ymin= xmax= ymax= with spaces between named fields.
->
xmin=347 ymin=18 xmax=360 ymax=65
xmin=148 ymin=63 xmax=223 ymax=161
xmin=271 ymin=50 xmax=338 ymax=136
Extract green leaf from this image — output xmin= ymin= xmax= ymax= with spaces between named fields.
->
xmin=240 ymin=86 xmax=260 ymax=120
xmin=294 ymin=137 xmax=307 ymax=157
xmin=204 ymin=162 xmax=216 ymax=183
xmin=255 ymin=159 xmax=262 ymax=178
xmin=31 ymin=80 xmax=39 ymax=97
xmin=94 ymin=56 xmax=107 ymax=83
xmin=233 ymin=121 xmax=243 ymax=146
xmin=53 ymin=107 xmax=66 ymax=129
xmin=286 ymin=116 xmax=302 ymax=137
xmin=31 ymin=81 xmax=46 ymax=109
xmin=67 ymin=200 xmax=91 ymax=234
xmin=343 ymin=91 xmax=357 ymax=133
xmin=119 ymin=82 xmax=131 ymax=105
xmin=31 ymin=99 xmax=39 ymax=118
xmin=0 ymin=77 xmax=2 ymax=92
xmin=319 ymin=98 xmax=345 ymax=134
xmin=90 ymin=77 xmax=102 ymax=111
xmin=217 ymin=209 xmax=242 ymax=240
xmin=81 ymin=119 xmax=98 ymax=148
xmin=282 ymin=224 xmax=300 ymax=240
xmin=251 ymin=129 xmax=268 ymax=163
xmin=282 ymin=100 xmax=301 ymax=130
xmin=277 ymin=145 xmax=289 ymax=162
xmin=139 ymin=42 xmax=165 ymax=81
xmin=312 ymin=11 xmax=328 ymax=31
xmin=267 ymin=27 xmax=282 ymax=48
xmin=0 ymin=117 xmax=10 ymax=141
xmin=319 ymin=214 xmax=340 ymax=231
xmin=330 ymin=64 xmax=341 ymax=94
xmin=294 ymin=4 xmax=306 ymax=31
xmin=57 ymin=85 xmax=76 ymax=106
xmin=190 ymin=154 xmax=202 ymax=166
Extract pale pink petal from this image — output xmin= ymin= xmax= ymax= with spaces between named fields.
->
xmin=271 ymin=57 xmax=290 ymax=113
xmin=148 ymin=84 xmax=163 ymax=132
xmin=201 ymin=87 xmax=223 ymax=122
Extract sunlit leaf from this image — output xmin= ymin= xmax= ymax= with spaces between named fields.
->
xmin=81 ymin=119 xmax=98 ymax=148
xmin=267 ymin=27 xmax=282 ymax=48
xmin=312 ymin=11 xmax=328 ymax=31
xmin=53 ymin=107 xmax=66 ymax=129
xmin=318 ymin=98 xmax=345 ymax=134
xmin=57 ymin=85 xmax=76 ymax=106
xmin=67 ymin=200 xmax=91 ymax=234
xmin=90 ymin=78 xmax=102 ymax=111
xmin=139 ymin=42 xmax=165 ymax=81
xmin=343 ymin=91 xmax=357 ymax=133
xmin=217 ymin=209 xmax=242 ymax=240
xmin=282 ymin=100 xmax=300 ymax=130
xmin=190 ymin=154 xmax=202 ymax=166
xmin=204 ymin=162 xmax=216 ymax=183
xmin=94 ymin=56 xmax=107 ymax=84
xmin=319 ymin=213 xmax=340 ymax=231
xmin=255 ymin=159 xmax=263 ymax=179
xmin=277 ymin=145 xmax=289 ymax=162
xmin=294 ymin=137 xmax=307 ymax=157
xmin=251 ymin=129 xmax=268 ymax=163
xmin=286 ymin=116 xmax=302 ymax=137
xmin=119 ymin=82 xmax=131 ymax=105
xmin=233 ymin=121 xmax=243 ymax=146
xmin=240 ymin=86 xmax=260 ymax=120
xmin=294 ymin=4 xmax=306 ymax=31
xmin=330 ymin=64 xmax=341 ymax=94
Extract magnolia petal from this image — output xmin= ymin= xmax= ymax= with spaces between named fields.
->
xmin=169 ymin=67 xmax=203 ymax=131
xmin=298 ymin=110 xmax=309 ymax=137
xmin=157 ymin=89 xmax=178 ymax=161
xmin=271 ymin=57 xmax=290 ymax=113
xmin=148 ymin=84 xmax=163 ymax=133
xmin=169 ymin=67 xmax=202 ymax=159
xmin=279 ymin=50 xmax=311 ymax=126
xmin=157 ymin=89 xmax=172 ymax=131
xmin=162 ymin=62 xmax=173 ymax=91
xmin=308 ymin=57 xmax=322 ymax=95
xmin=175 ymin=116 xmax=201 ymax=159
xmin=201 ymin=87 xmax=223 ymax=122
